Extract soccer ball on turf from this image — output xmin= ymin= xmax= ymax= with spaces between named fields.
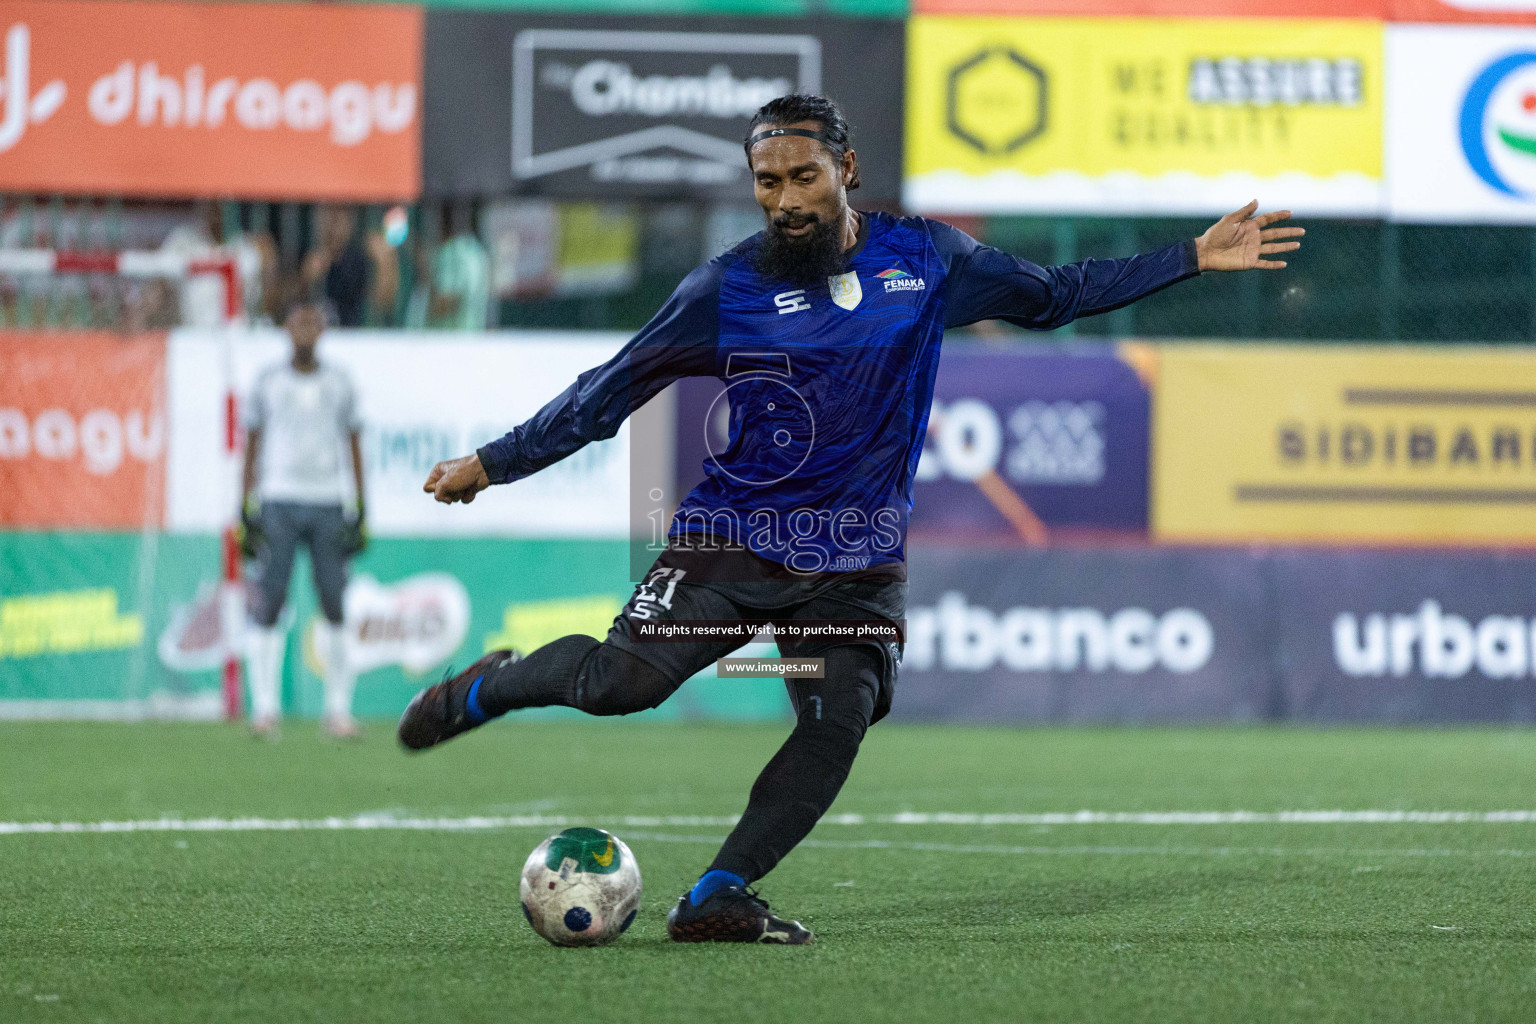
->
xmin=519 ymin=827 xmax=642 ymax=947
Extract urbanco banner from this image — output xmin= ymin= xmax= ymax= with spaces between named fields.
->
xmin=167 ymin=329 xmax=644 ymax=539
xmin=905 ymin=15 xmax=1383 ymax=216
xmin=0 ymin=0 xmax=421 ymax=200
xmin=423 ymin=11 xmax=904 ymax=201
xmin=1273 ymin=548 xmax=1536 ymax=722
xmin=896 ymin=544 xmax=1274 ymax=723
xmin=896 ymin=543 xmax=1536 ymax=724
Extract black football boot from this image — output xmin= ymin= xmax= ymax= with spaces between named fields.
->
xmin=666 ymin=885 xmax=814 ymax=944
xmin=397 ymin=649 xmax=521 ymax=751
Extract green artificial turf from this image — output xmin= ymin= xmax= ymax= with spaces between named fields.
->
xmin=1 ymin=721 xmax=1534 ymax=1022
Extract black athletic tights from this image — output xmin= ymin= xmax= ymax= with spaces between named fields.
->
xmin=476 ymin=635 xmax=881 ymax=884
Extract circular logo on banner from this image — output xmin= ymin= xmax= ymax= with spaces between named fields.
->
xmin=1459 ymin=51 xmax=1536 ymax=198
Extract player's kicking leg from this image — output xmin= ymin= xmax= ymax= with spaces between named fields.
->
xmin=395 ymin=648 xmax=524 ymax=750
xmin=397 ymin=560 xmax=734 ymax=750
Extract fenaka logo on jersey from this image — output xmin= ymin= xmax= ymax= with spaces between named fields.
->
xmin=513 ymin=29 xmax=820 ymax=188
xmin=877 ymin=267 xmax=926 ymax=293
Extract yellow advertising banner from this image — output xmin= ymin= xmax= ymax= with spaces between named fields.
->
xmin=1153 ymin=345 xmax=1536 ymax=546
xmin=905 ymin=16 xmax=1383 ymax=215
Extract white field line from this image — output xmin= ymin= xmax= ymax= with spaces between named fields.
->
xmin=3 ymin=809 xmax=1536 ymax=836
xmin=619 ymin=831 xmax=1536 ymax=859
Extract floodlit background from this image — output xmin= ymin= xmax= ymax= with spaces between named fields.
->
xmin=3 ymin=4 xmax=1536 ymax=1020
xmin=6 ymin=0 xmax=1536 ymax=724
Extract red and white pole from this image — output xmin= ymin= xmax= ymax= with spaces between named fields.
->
xmin=209 ymin=259 xmax=245 ymax=723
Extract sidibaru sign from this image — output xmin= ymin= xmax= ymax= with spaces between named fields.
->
xmin=0 ymin=0 xmax=421 ymax=200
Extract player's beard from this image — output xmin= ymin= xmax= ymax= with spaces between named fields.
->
xmin=753 ymin=211 xmax=847 ymax=286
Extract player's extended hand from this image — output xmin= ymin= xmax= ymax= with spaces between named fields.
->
xmin=1194 ymin=200 xmax=1304 ymax=272
xmin=423 ymin=454 xmax=490 ymax=505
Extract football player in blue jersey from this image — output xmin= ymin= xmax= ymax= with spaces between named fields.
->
xmin=397 ymin=95 xmax=1303 ymax=944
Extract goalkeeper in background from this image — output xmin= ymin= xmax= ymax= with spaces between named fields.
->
xmin=240 ymin=298 xmax=368 ymax=739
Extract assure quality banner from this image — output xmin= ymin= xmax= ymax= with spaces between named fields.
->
xmin=1153 ymin=344 xmax=1536 ymax=545
xmin=1387 ymin=25 xmax=1536 ymax=222
xmin=905 ymin=15 xmax=1383 ymax=215
xmin=0 ymin=0 xmax=421 ymax=200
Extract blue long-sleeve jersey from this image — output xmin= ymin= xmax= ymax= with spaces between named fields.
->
xmin=477 ymin=213 xmax=1198 ymax=574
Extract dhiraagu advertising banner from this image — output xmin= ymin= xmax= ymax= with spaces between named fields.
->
xmin=905 ymin=15 xmax=1383 ymax=215
xmin=1153 ymin=345 xmax=1536 ymax=545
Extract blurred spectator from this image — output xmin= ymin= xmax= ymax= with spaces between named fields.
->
xmin=123 ymin=279 xmax=180 ymax=332
xmin=299 ymin=205 xmax=397 ymax=327
xmin=419 ymin=202 xmax=490 ymax=331
xmin=158 ymin=201 xmax=277 ymax=327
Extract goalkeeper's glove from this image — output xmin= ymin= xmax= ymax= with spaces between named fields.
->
xmin=343 ymin=503 xmax=369 ymax=557
xmin=238 ymin=501 xmax=264 ymax=559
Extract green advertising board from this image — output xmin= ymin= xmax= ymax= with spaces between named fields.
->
xmin=0 ymin=533 xmax=789 ymax=722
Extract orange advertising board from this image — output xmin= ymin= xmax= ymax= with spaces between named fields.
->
xmin=0 ymin=333 xmax=166 ymax=530
xmin=913 ymin=1 xmax=1386 ymax=15
xmin=1389 ymin=0 xmax=1536 ymax=23
xmin=0 ymin=1 xmax=421 ymax=200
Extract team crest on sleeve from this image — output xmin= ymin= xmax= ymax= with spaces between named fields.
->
xmin=828 ymin=272 xmax=862 ymax=310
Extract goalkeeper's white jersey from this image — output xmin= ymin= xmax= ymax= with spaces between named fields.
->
xmin=245 ymin=360 xmax=359 ymax=506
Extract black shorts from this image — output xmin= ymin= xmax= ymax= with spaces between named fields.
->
xmin=605 ymin=542 xmax=907 ymax=724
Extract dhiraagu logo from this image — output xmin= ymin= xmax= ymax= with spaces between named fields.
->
xmin=1459 ymin=51 xmax=1536 ymax=199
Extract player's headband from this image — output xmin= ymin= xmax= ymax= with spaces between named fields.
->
xmin=747 ymin=127 xmax=842 ymax=152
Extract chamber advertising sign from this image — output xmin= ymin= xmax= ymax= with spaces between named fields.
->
xmin=905 ymin=15 xmax=1383 ymax=215
xmin=1154 ymin=344 xmax=1536 ymax=545
xmin=423 ymin=12 xmax=904 ymax=201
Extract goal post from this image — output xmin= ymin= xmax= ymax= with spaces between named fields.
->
xmin=0 ymin=247 xmax=247 ymax=722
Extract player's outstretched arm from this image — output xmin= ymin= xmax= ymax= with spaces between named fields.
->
xmin=420 ymin=262 xmax=723 ymax=508
xmin=1194 ymin=200 xmax=1304 ymax=272
xmin=423 ymin=453 xmax=490 ymax=505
